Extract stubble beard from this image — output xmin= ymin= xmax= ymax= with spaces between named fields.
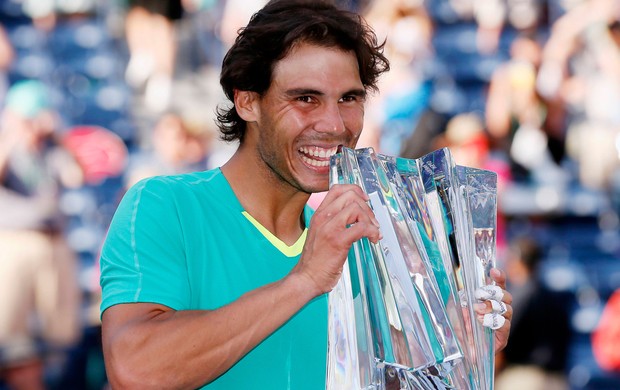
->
xmin=259 ymin=146 xmax=331 ymax=195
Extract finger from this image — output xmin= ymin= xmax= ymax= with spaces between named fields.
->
xmin=490 ymin=268 xmax=507 ymax=289
xmin=342 ymin=202 xmax=382 ymax=241
xmin=501 ymin=289 xmax=513 ymax=305
xmin=342 ymin=219 xmax=382 ymax=244
xmin=322 ymin=183 xmax=369 ymax=204
xmin=475 ymin=285 xmax=504 ymax=302
xmin=474 ymin=301 xmax=513 ymax=318
xmin=317 ymin=187 xmax=378 ymax=227
xmin=319 ymin=200 xmax=382 ymax=245
xmin=482 ymin=313 xmax=506 ymax=330
xmin=327 ymin=198 xmax=376 ymax=229
xmin=490 ymin=300 xmax=508 ymax=315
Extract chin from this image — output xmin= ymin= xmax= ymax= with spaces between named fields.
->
xmin=312 ymin=184 xmax=330 ymax=194
xmin=302 ymin=183 xmax=329 ymax=195
xmin=299 ymin=176 xmax=330 ymax=194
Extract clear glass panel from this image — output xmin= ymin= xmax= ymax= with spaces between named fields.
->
xmin=326 ymin=147 xmax=498 ymax=390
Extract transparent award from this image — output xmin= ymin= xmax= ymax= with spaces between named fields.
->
xmin=327 ymin=147 xmax=497 ymax=390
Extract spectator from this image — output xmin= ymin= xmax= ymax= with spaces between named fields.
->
xmin=124 ymin=0 xmax=186 ymax=112
xmin=430 ymin=112 xmax=489 ymax=169
xmin=495 ymin=236 xmax=572 ymax=390
xmin=0 ymin=80 xmax=82 ymax=390
xmin=361 ymin=0 xmax=434 ymax=155
xmin=124 ymin=110 xmax=213 ymax=188
xmin=485 ymin=33 xmax=566 ymax=182
xmin=537 ymin=0 xmax=620 ymax=190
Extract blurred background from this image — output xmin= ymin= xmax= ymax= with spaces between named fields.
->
xmin=0 ymin=0 xmax=619 ymax=389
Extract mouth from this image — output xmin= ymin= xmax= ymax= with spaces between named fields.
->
xmin=298 ymin=145 xmax=339 ymax=168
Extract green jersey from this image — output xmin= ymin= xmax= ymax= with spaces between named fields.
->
xmin=100 ymin=168 xmax=327 ymax=389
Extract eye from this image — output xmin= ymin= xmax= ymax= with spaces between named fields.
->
xmin=340 ymin=95 xmax=364 ymax=103
xmin=296 ymin=96 xmax=314 ymax=103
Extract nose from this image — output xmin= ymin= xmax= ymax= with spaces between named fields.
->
xmin=314 ymin=102 xmax=345 ymax=134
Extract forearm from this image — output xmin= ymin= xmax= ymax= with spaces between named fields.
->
xmin=103 ymin=272 xmax=318 ymax=389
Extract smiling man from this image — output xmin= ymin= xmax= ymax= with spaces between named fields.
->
xmin=99 ymin=1 xmax=511 ymax=389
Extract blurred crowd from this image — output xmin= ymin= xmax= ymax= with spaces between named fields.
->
xmin=0 ymin=0 xmax=619 ymax=389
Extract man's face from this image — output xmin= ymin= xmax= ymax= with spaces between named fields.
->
xmin=249 ymin=42 xmax=366 ymax=193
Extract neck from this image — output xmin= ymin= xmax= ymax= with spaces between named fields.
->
xmin=221 ymin=146 xmax=311 ymax=245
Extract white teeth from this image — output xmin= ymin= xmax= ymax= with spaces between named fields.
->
xmin=301 ymin=155 xmax=330 ymax=167
xmin=298 ymin=146 xmax=338 ymax=159
xmin=298 ymin=146 xmax=338 ymax=169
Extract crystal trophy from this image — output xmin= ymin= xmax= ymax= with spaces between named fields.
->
xmin=327 ymin=147 xmax=498 ymax=390
xmin=419 ymin=149 xmax=497 ymax=390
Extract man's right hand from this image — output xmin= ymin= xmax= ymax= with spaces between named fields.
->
xmin=290 ymin=183 xmax=381 ymax=296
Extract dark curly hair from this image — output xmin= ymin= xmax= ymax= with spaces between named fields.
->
xmin=215 ymin=0 xmax=390 ymax=143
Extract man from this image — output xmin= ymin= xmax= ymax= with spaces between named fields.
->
xmin=100 ymin=1 xmax=512 ymax=389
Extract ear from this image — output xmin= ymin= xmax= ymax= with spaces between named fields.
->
xmin=234 ymin=90 xmax=260 ymax=123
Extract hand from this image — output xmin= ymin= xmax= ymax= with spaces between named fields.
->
xmin=290 ymin=184 xmax=382 ymax=296
xmin=474 ymin=268 xmax=513 ymax=353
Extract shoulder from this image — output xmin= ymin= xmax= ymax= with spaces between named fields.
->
xmin=112 ymin=169 xmax=223 ymax=222
xmin=126 ymin=169 xmax=223 ymax=197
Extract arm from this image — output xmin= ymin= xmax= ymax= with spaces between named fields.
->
xmin=101 ymin=183 xmax=381 ymax=389
xmin=102 ymin=272 xmax=317 ymax=389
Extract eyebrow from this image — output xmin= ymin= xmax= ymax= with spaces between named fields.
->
xmin=285 ymin=88 xmax=367 ymax=99
xmin=346 ymin=89 xmax=368 ymax=99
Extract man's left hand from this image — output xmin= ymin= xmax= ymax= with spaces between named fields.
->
xmin=474 ymin=268 xmax=513 ymax=353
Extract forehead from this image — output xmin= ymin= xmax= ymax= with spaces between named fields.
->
xmin=270 ymin=43 xmax=363 ymax=92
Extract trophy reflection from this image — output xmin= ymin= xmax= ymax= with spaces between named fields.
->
xmin=327 ymin=147 xmax=497 ymax=390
